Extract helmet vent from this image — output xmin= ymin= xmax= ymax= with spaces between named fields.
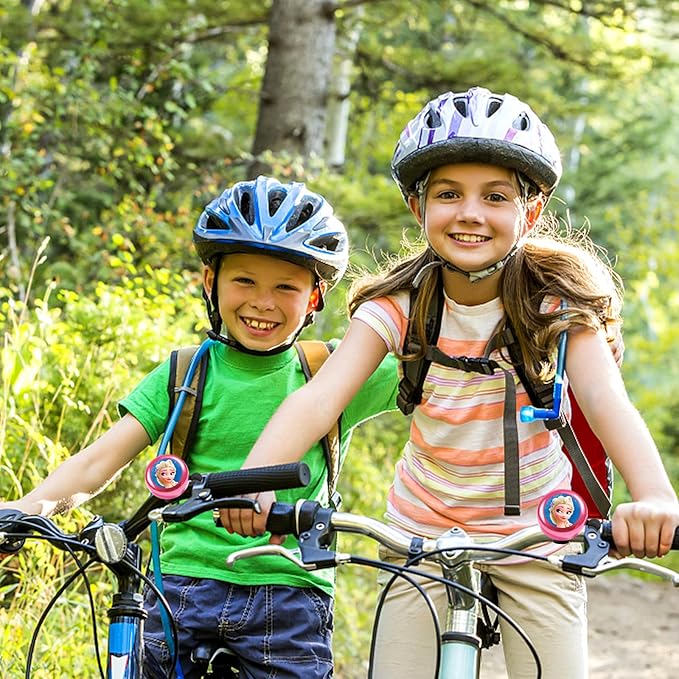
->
xmin=206 ymin=214 xmax=225 ymax=231
xmin=453 ymin=97 xmax=468 ymax=117
xmin=487 ymin=97 xmax=503 ymax=117
xmin=309 ymin=234 xmax=340 ymax=252
xmin=512 ymin=113 xmax=530 ymax=131
xmin=424 ymin=104 xmax=443 ymax=128
xmin=268 ymin=189 xmax=286 ymax=216
xmin=286 ymin=202 xmax=314 ymax=232
xmin=239 ymin=192 xmax=255 ymax=225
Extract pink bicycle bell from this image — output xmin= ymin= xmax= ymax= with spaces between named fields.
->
xmin=538 ymin=489 xmax=588 ymax=542
xmin=145 ymin=454 xmax=190 ymax=500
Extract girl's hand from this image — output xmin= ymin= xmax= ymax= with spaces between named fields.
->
xmin=611 ymin=500 xmax=679 ymax=558
xmin=217 ymin=490 xmax=285 ymax=544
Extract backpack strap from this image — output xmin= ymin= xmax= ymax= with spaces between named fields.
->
xmin=499 ymin=321 xmax=611 ymax=518
xmin=167 ymin=346 xmax=210 ymax=458
xmin=397 ymin=271 xmax=444 ymax=416
xmin=295 ymin=340 xmax=342 ymax=506
xmin=396 ymin=276 xmax=520 ymax=515
xmin=497 ymin=324 xmax=555 ymax=409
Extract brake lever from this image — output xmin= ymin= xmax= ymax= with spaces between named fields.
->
xmin=149 ymin=496 xmax=260 ymax=523
xmin=576 ymin=556 xmax=679 ymax=585
xmin=557 ymin=520 xmax=610 ymax=575
xmin=550 ymin=520 xmax=679 ymax=586
xmin=226 ymin=544 xmax=349 ymax=571
xmin=225 ymin=503 xmax=344 ymax=572
xmin=227 ymin=545 xmax=314 ymax=570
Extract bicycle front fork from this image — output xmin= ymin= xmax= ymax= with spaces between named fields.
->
xmin=439 ymin=563 xmax=482 ymax=678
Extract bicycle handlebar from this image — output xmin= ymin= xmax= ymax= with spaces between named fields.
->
xmin=201 ymin=462 xmax=311 ymax=498
xmin=228 ymin=500 xmax=679 ymax=585
xmin=0 ymin=462 xmax=311 ymax=555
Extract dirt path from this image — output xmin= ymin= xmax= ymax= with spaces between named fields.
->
xmin=480 ymin=573 xmax=679 ymax=678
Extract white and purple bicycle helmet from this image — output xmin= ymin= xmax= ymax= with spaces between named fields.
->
xmin=391 ymin=87 xmax=563 ymax=200
xmin=194 ymin=175 xmax=349 ymax=288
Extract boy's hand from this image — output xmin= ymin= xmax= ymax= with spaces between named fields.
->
xmin=0 ymin=506 xmax=28 ymax=559
xmin=611 ymin=500 xmax=679 ymax=558
xmin=216 ymin=490 xmax=286 ymax=545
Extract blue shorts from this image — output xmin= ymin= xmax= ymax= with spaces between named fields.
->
xmin=142 ymin=574 xmax=334 ymax=679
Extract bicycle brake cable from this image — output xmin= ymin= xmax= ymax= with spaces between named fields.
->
xmin=359 ymin=555 xmax=543 ymax=679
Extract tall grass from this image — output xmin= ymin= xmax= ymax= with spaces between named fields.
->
xmin=0 ymin=238 xmax=203 ymax=674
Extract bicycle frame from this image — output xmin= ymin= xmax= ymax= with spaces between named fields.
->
xmin=105 ymin=541 xmax=146 ymax=679
xmin=107 ymin=590 xmax=146 ymax=679
xmin=379 ymin=525 xmax=523 ymax=679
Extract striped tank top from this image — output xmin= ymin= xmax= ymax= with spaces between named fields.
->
xmin=353 ymin=291 xmax=572 ymax=539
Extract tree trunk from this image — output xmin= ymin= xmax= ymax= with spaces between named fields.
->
xmin=248 ymin=0 xmax=337 ymax=178
xmin=325 ymin=9 xmax=363 ymax=170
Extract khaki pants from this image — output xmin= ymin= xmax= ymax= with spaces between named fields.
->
xmin=372 ymin=545 xmax=587 ymax=679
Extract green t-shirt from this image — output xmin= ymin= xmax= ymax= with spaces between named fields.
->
xmin=119 ymin=340 xmax=399 ymax=596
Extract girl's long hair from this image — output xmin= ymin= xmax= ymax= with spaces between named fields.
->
xmin=348 ymin=221 xmax=622 ymax=383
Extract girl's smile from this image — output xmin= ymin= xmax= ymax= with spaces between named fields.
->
xmin=416 ymin=163 xmax=524 ymax=268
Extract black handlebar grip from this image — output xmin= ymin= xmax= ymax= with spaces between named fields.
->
xmin=599 ymin=520 xmax=679 ymax=551
xmin=204 ymin=463 xmax=310 ymax=499
xmin=266 ymin=503 xmax=298 ymax=535
xmin=668 ymin=527 xmax=679 ymax=550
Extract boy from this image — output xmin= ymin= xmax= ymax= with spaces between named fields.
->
xmin=1 ymin=176 xmax=399 ymax=678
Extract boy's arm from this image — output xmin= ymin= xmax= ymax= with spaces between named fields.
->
xmin=1 ymin=413 xmax=150 ymax=517
xmin=566 ymin=328 xmax=679 ymax=557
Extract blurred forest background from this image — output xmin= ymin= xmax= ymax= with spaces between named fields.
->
xmin=1 ymin=0 xmax=678 ymax=676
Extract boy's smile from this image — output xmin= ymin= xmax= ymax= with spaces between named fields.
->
xmin=204 ymin=252 xmax=318 ymax=352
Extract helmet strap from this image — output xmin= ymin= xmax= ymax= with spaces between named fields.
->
xmin=445 ymin=241 xmax=520 ymax=283
xmin=206 ymin=329 xmax=296 ymax=356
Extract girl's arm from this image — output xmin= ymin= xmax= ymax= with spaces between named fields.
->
xmin=247 ymin=318 xmax=388 ymax=469
xmin=223 ymin=318 xmax=389 ymax=537
xmin=566 ymin=328 xmax=679 ymax=558
xmin=1 ymin=413 xmax=150 ymax=517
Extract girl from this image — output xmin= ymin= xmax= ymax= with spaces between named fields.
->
xmin=225 ymin=88 xmax=679 ymax=678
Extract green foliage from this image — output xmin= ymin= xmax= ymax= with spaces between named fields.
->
xmin=0 ymin=241 xmax=205 ymax=673
xmin=1 ymin=0 xmax=678 ymax=674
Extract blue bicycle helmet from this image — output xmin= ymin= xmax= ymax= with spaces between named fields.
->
xmin=193 ymin=176 xmax=349 ymax=351
xmin=194 ymin=176 xmax=349 ymax=287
